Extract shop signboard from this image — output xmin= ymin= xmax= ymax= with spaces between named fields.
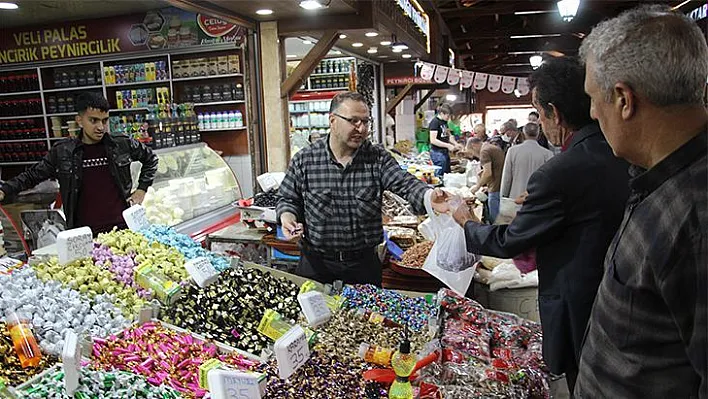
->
xmin=687 ymin=3 xmax=707 ymax=21
xmin=0 ymin=7 xmax=245 ymax=65
xmin=395 ymin=0 xmax=430 ymax=39
xmin=385 ymin=76 xmax=433 ymax=86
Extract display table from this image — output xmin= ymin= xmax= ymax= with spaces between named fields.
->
xmin=206 ymin=223 xmax=269 ymax=264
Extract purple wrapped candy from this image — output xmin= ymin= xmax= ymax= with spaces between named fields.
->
xmin=92 ymin=243 xmax=152 ymax=299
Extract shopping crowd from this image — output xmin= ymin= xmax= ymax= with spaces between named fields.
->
xmin=277 ymin=5 xmax=707 ymax=399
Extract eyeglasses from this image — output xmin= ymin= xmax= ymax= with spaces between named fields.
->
xmin=332 ymin=113 xmax=372 ymax=128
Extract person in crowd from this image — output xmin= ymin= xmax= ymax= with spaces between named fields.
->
xmin=473 ymin=123 xmax=488 ymax=141
xmin=428 ymin=104 xmax=462 ymax=177
xmin=500 ymin=123 xmax=553 ymax=200
xmin=489 ymin=120 xmax=518 ymax=153
xmin=530 ymin=111 xmax=552 ymax=150
xmin=277 ymin=92 xmax=448 ymax=285
xmin=0 ymin=93 xmax=158 ymax=235
xmin=528 ymin=111 xmax=540 ymax=124
xmin=464 ymin=137 xmax=505 ymax=224
xmin=450 ymin=57 xmax=630 ymax=393
xmin=575 ymin=6 xmax=708 ymax=398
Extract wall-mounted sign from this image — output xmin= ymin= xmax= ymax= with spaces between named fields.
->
xmin=385 ymin=76 xmax=433 ymax=86
xmin=396 ymin=0 xmax=430 ymax=39
xmin=687 ymin=3 xmax=707 ymax=21
xmin=0 ymin=7 xmax=245 ymax=65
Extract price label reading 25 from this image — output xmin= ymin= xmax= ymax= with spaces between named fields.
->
xmin=274 ymin=326 xmax=310 ymax=379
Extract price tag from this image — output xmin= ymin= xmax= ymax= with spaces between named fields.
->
xmin=297 ymin=291 xmax=331 ymax=327
xmin=122 ymin=205 xmax=150 ymax=232
xmin=207 ymin=369 xmax=265 ymax=399
xmin=56 ymin=227 xmax=93 ymax=265
xmin=274 ymin=325 xmax=310 ymax=379
xmin=62 ymin=331 xmax=81 ymax=395
xmin=184 ymin=257 xmax=220 ymax=288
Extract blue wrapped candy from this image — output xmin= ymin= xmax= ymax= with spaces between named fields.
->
xmin=139 ymin=225 xmax=231 ymax=272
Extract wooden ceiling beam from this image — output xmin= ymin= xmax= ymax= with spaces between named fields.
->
xmin=281 ymin=30 xmax=339 ymax=98
xmin=442 ymin=1 xmax=557 ymax=17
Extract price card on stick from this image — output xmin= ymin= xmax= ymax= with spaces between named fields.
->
xmin=297 ymin=291 xmax=331 ymax=327
xmin=56 ymin=227 xmax=93 ymax=265
xmin=207 ymin=369 xmax=266 ymax=399
xmin=122 ymin=204 xmax=151 ymax=232
xmin=274 ymin=325 xmax=310 ymax=379
xmin=184 ymin=257 xmax=220 ymax=288
xmin=62 ymin=331 xmax=81 ymax=395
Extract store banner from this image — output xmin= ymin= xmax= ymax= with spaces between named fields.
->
xmin=473 ymin=73 xmax=489 ymax=90
xmin=516 ymin=78 xmax=530 ymax=96
xmin=487 ymin=75 xmax=502 ymax=93
xmin=433 ymin=66 xmax=450 ymax=84
xmin=446 ymin=69 xmax=461 ymax=85
xmin=460 ymin=71 xmax=474 ymax=88
xmin=419 ymin=62 xmax=436 ymax=80
xmin=0 ymin=7 xmax=245 ymax=65
xmin=501 ymin=76 xmax=517 ymax=94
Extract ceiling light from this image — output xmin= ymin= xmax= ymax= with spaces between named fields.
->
xmin=256 ymin=9 xmax=273 ymax=15
xmin=445 ymin=94 xmax=458 ymax=102
xmin=367 ymin=47 xmax=378 ymax=54
xmin=352 ymin=42 xmax=363 ymax=48
xmin=0 ymin=2 xmax=18 ymax=9
xmin=402 ymin=54 xmax=412 ymax=59
xmin=365 ymin=32 xmax=379 ymax=37
xmin=287 ymin=54 xmax=297 ymax=58
xmin=557 ymin=0 xmax=580 ymax=22
xmin=514 ymin=10 xmax=554 ymax=15
xmin=329 ymin=50 xmax=342 ymax=55
xmin=339 ymin=34 xmax=347 ymax=39
xmin=379 ymin=55 xmax=389 ymax=58
xmin=300 ymin=0 xmax=324 ymax=10
xmin=530 ymin=55 xmax=543 ymax=69
xmin=510 ymin=34 xmax=562 ymax=39
xmin=514 ymin=89 xmax=522 ymax=98
xmin=392 ymin=42 xmax=408 ymax=51
xmin=392 ymin=48 xmax=403 ymax=53
xmin=303 ymin=40 xmax=313 ymax=44
xmin=380 ymin=40 xmax=392 ymax=46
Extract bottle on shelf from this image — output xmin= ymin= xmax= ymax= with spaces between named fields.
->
xmin=359 ymin=343 xmax=395 ymax=367
xmin=235 ymin=110 xmax=243 ymax=128
xmin=5 ymin=310 xmax=42 ymax=368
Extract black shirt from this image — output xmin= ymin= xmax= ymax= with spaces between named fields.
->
xmin=429 ymin=116 xmax=449 ymax=152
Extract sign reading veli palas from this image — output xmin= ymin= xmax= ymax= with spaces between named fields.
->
xmin=460 ymin=71 xmax=474 ymax=88
xmin=419 ymin=62 xmax=436 ymax=80
xmin=433 ymin=65 xmax=450 ymax=83
xmin=447 ymin=69 xmax=461 ymax=85
xmin=501 ymin=76 xmax=517 ymax=94
xmin=487 ymin=74 xmax=502 ymax=93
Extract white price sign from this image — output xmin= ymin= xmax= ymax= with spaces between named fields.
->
xmin=184 ymin=257 xmax=219 ymax=288
xmin=297 ymin=291 xmax=331 ymax=327
xmin=274 ymin=325 xmax=310 ymax=379
xmin=62 ymin=331 xmax=81 ymax=395
xmin=123 ymin=205 xmax=150 ymax=232
xmin=56 ymin=227 xmax=93 ymax=265
xmin=207 ymin=369 xmax=265 ymax=399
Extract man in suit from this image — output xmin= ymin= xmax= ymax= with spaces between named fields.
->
xmin=451 ymin=57 xmax=630 ymax=393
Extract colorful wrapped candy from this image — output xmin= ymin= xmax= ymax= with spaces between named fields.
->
xmin=140 ymin=225 xmax=231 ymax=272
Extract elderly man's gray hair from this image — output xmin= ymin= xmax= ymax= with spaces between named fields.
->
xmin=579 ymin=4 xmax=708 ymax=107
xmin=500 ymin=121 xmax=516 ymax=134
xmin=523 ymin=122 xmax=540 ymax=138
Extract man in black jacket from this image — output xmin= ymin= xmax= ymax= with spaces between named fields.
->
xmin=0 ymin=93 xmax=158 ymax=234
xmin=451 ymin=57 xmax=630 ymax=393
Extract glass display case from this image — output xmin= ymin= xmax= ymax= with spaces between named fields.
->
xmin=130 ymin=143 xmax=242 ymax=229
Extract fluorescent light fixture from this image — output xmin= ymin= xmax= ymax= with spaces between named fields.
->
xmin=329 ymin=50 xmax=342 ymax=55
xmin=256 ymin=9 xmax=273 ymax=15
xmin=379 ymin=55 xmax=389 ymax=58
xmin=365 ymin=32 xmax=379 ymax=37
xmin=287 ymin=54 xmax=297 ymax=58
xmin=352 ymin=42 xmax=363 ymax=47
xmin=392 ymin=48 xmax=403 ymax=53
xmin=300 ymin=0 xmax=323 ymax=10
xmin=672 ymin=0 xmax=691 ymax=10
xmin=510 ymin=34 xmax=562 ymax=39
xmin=392 ymin=43 xmax=408 ymax=51
xmin=402 ymin=54 xmax=412 ymax=59
xmin=445 ymin=94 xmax=457 ymax=101
xmin=514 ymin=89 xmax=522 ymax=98
xmin=514 ymin=10 xmax=554 ymax=15
xmin=339 ymin=34 xmax=347 ymax=39
xmin=0 ymin=2 xmax=18 ymax=9
xmin=303 ymin=40 xmax=313 ymax=44
xmin=530 ymin=55 xmax=543 ymax=69
xmin=367 ymin=47 xmax=378 ymax=54
xmin=557 ymin=0 xmax=580 ymax=22
xmin=380 ymin=40 xmax=392 ymax=46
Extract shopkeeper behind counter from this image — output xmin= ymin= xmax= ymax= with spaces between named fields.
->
xmin=0 ymin=93 xmax=158 ymax=235
xmin=278 ymin=92 xmax=449 ymax=285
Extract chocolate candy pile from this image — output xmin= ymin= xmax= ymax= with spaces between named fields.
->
xmin=161 ymin=267 xmax=300 ymax=353
xmin=140 ymin=225 xmax=231 ymax=272
xmin=16 ymin=368 xmax=181 ymax=399
xmin=313 ymin=310 xmax=429 ymax=363
xmin=0 ymin=323 xmax=57 ymax=386
xmin=252 ymin=191 xmax=281 ymax=208
xmin=91 ymin=322 xmax=260 ymax=398
xmin=257 ymin=351 xmax=380 ymax=399
xmin=342 ymin=285 xmax=436 ymax=332
xmin=0 ymin=267 xmax=129 ymax=355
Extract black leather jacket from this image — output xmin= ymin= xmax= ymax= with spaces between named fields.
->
xmin=1 ymin=134 xmax=158 ymax=228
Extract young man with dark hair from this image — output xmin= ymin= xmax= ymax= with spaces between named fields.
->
xmin=0 ymin=92 xmax=158 ymax=234
xmin=278 ymin=92 xmax=448 ymax=285
xmin=428 ymin=103 xmax=462 ymax=176
xmin=450 ymin=56 xmax=630 ymax=393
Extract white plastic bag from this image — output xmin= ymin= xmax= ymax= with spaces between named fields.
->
xmin=422 ymin=194 xmax=477 ymax=273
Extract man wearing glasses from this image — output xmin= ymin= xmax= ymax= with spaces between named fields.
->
xmin=277 ymin=92 xmax=448 ymax=285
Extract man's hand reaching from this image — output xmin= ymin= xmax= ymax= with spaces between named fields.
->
xmin=430 ymin=188 xmax=450 ymax=213
xmin=280 ymin=212 xmax=304 ymax=241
